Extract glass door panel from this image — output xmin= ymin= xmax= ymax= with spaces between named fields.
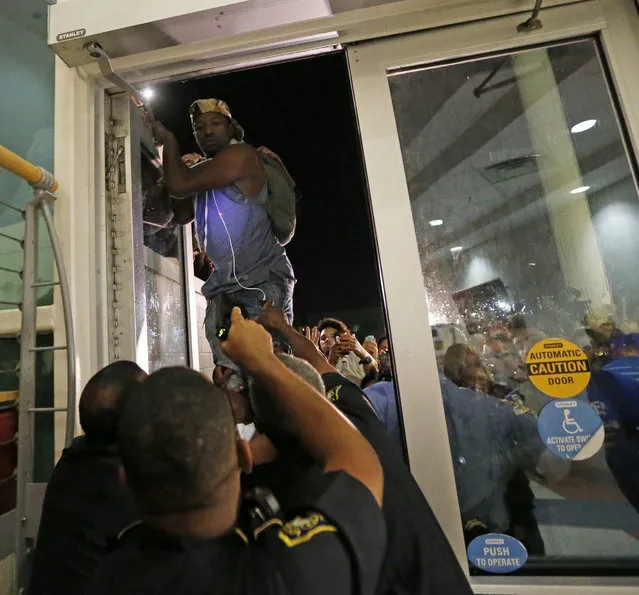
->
xmin=107 ymin=94 xmax=191 ymax=371
xmin=141 ymin=155 xmax=189 ymax=371
xmin=388 ymin=37 xmax=639 ymax=568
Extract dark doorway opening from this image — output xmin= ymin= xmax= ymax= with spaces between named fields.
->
xmin=152 ymin=51 xmax=385 ymax=335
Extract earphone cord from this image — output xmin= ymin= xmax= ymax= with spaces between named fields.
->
xmin=212 ymin=191 xmax=267 ymax=303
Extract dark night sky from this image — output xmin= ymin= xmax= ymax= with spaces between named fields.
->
xmin=153 ymin=51 xmax=383 ymax=327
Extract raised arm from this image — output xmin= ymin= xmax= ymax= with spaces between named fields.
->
xmin=155 ymin=122 xmax=264 ymax=197
xmin=258 ymin=302 xmax=336 ymax=375
xmin=221 ymin=307 xmax=383 ymax=507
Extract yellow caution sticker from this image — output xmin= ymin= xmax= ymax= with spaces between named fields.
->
xmin=525 ymin=338 xmax=591 ymax=398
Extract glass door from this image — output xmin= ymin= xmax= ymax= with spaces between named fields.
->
xmin=349 ymin=2 xmax=639 ymax=587
xmin=107 ymin=94 xmax=195 ymax=372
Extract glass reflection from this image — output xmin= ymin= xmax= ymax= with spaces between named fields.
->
xmin=141 ymin=157 xmax=188 ymax=371
xmin=389 ymin=38 xmax=639 ymax=565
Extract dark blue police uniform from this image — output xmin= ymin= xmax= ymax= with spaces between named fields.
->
xmin=85 ymin=471 xmax=385 ymax=595
xmin=30 ymin=437 xmax=138 ymax=595
xmin=320 ymin=373 xmax=472 ymax=595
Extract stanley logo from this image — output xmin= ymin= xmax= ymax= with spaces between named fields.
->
xmin=56 ymin=29 xmax=86 ymax=42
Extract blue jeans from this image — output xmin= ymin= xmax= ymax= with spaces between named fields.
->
xmin=205 ymin=274 xmax=294 ymax=376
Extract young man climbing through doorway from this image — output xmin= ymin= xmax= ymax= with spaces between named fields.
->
xmin=154 ymin=99 xmax=296 ymax=386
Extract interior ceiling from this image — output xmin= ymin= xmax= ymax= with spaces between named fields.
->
xmin=389 ymin=39 xmax=632 ymax=257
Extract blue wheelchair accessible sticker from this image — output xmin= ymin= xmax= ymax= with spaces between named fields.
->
xmin=467 ymin=533 xmax=527 ymax=573
xmin=538 ymin=399 xmax=604 ymax=460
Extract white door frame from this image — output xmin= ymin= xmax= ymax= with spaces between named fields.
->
xmin=348 ymin=0 xmax=639 ymax=591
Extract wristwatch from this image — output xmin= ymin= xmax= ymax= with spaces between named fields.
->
xmin=359 ymin=355 xmax=373 ymax=366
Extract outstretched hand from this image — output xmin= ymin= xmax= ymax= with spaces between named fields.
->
xmin=257 ymin=300 xmax=289 ymax=331
xmin=362 ymin=338 xmax=378 ymax=360
xmin=220 ymin=307 xmax=274 ymax=372
xmin=304 ymin=326 xmax=320 ymax=346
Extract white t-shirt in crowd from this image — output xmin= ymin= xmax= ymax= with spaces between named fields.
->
xmin=336 ymin=351 xmax=366 ymax=386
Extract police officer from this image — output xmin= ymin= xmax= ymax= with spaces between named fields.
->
xmin=256 ymin=303 xmax=473 ymax=595
xmin=86 ymin=308 xmax=385 ymax=595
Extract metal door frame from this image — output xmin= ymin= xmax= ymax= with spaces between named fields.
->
xmin=105 ymin=93 xmax=198 ymax=371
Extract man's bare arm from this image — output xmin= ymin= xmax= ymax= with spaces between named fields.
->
xmin=222 ymin=308 xmax=383 ymax=507
xmin=156 ymin=123 xmax=264 ymax=197
xmin=258 ymin=302 xmax=335 ymax=375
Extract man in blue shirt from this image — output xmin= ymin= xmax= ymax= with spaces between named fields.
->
xmin=155 ymin=99 xmax=295 ymax=385
xmin=439 ymin=374 xmax=545 ymax=540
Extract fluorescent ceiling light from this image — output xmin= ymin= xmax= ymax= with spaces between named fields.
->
xmin=571 ymin=119 xmax=597 ymax=133
xmin=570 ymin=186 xmax=590 ymax=194
xmin=450 ymin=246 xmax=463 ymax=253
xmin=429 ymin=219 xmax=443 ymax=226
xmin=528 ymin=262 xmax=536 ymax=266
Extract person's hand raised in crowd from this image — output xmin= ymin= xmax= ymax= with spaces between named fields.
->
xmin=338 ymin=334 xmax=372 ymax=362
xmin=304 ymin=326 xmax=320 ymax=346
xmin=327 ymin=335 xmax=353 ymax=365
xmin=362 ymin=338 xmax=378 ymax=361
xmin=257 ymin=300 xmax=289 ymax=331
xmin=220 ymin=307 xmax=274 ymax=373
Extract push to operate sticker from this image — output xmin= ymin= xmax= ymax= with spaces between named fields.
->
xmin=526 ymin=338 xmax=591 ymax=398
xmin=467 ymin=533 xmax=527 ymax=574
xmin=538 ymin=399 xmax=604 ymax=460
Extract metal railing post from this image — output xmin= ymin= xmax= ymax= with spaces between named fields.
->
xmin=15 ymin=195 xmax=39 ymax=593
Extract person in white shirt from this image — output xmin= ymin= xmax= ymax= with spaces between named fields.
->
xmin=316 ymin=318 xmax=378 ymax=385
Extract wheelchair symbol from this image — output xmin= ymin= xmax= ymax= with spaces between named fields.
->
xmin=562 ymin=409 xmax=583 ymax=435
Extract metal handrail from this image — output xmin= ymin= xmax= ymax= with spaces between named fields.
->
xmin=0 ymin=147 xmax=75 ymax=593
xmin=39 ymin=194 xmax=77 ymax=445
xmin=0 ymin=145 xmax=58 ymax=193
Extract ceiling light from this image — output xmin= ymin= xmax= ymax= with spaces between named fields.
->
xmin=528 ymin=262 xmax=536 ymax=266
xmin=571 ymin=119 xmax=597 ymax=133
xmin=141 ymin=88 xmax=155 ymax=101
xmin=450 ymin=246 xmax=463 ymax=253
xmin=429 ymin=219 xmax=443 ymax=227
xmin=570 ymin=185 xmax=590 ymax=194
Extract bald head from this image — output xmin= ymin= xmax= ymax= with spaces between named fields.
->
xmin=118 ymin=367 xmax=238 ymax=515
xmin=79 ymin=360 xmax=146 ymax=445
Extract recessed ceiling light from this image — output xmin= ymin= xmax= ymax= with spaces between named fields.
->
xmin=571 ymin=119 xmax=597 ymax=133
xmin=429 ymin=219 xmax=443 ymax=226
xmin=570 ymin=185 xmax=590 ymax=194
xmin=450 ymin=246 xmax=463 ymax=253
xmin=141 ymin=88 xmax=155 ymax=100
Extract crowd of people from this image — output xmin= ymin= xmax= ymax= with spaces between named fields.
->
xmin=29 ymin=304 xmax=473 ymax=595
xmin=26 ymin=94 xmax=639 ymax=592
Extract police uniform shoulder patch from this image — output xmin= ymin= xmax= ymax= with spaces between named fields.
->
xmin=327 ymin=385 xmax=342 ymax=403
xmin=278 ymin=513 xmax=337 ymax=547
